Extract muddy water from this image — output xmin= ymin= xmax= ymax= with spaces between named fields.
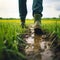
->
xmin=25 ymin=27 xmax=55 ymax=60
xmin=25 ymin=28 xmax=34 ymax=54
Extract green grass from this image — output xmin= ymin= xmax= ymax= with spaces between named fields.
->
xmin=0 ymin=18 xmax=60 ymax=60
xmin=41 ymin=19 xmax=60 ymax=38
xmin=0 ymin=22 xmax=27 ymax=60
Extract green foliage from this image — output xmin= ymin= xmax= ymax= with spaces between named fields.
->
xmin=0 ymin=23 xmax=27 ymax=60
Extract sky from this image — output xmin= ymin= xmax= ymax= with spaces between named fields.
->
xmin=0 ymin=0 xmax=60 ymax=18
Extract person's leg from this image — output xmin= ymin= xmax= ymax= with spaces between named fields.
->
xmin=32 ymin=0 xmax=43 ymax=52
xmin=19 ymin=0 xmax=27 ymax=28
xmin=32 ymin=0 xmax=43 ymax=28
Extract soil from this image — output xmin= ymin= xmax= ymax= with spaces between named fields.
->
xmin=24 ymin=26 xmax=60 ymax=60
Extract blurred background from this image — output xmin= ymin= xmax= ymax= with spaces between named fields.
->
xmin=0 ymin=0 xmax=60 ymax=19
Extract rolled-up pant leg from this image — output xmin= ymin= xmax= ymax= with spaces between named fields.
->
xmin=19 ymin=0 xmax=27 ymax=21
xmin=32 ymin=0 xmax=43 ymax=17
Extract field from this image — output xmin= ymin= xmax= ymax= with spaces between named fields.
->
xmin=0 ymin=18 xmax=60 ymax=60
xmin=0 ymin=18 xmax=60 ymax=36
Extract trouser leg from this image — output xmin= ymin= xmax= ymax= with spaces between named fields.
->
xmin=32 ymin=0 xmax=43 ymax=22
xmin=32 ymin=0 xmax=43 ymax=17
xmin=19 ymin=0 xmax=27 ymax=22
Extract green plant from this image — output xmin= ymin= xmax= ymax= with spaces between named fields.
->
xmin=0 ymin=23 xmax=27 ymax=60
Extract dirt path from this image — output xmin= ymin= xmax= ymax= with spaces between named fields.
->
xmin=24 ymin=26 xmax=60 ymax=60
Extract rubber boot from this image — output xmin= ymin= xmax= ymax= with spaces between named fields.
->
xmin=34 ymin=14 xmax=41 ymax=28
xmin=34 ymin=14 xmax=43 ymax=35
xmin=21 ymin=20 xmax=25 ymax=28
xmin=21 ymin=20 xmax=28 ymax=28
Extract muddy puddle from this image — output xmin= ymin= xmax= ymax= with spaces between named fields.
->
xmin=24 ymin=27 xmax=60 ymax=60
